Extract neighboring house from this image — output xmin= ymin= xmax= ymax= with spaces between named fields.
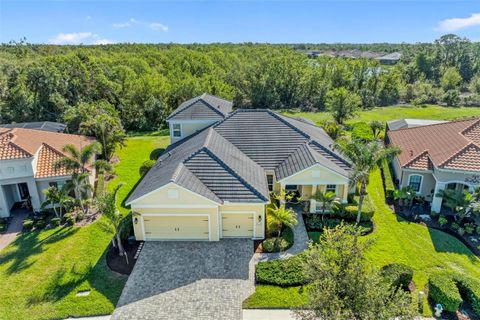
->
xmin=127 ymin=103 xmax=352 ymax=241
xmin=0 ymin=121 xmax=67 ymax=133
xmin=375 ymin=52 xmax=402 ymax=65
xmin=387 ymin=118 xmax=480 ymax=213
xmin=166 ymin=93 xmax=233 ymax=144
xmin=0 ymin=128 xmax=96 ymax=217
xmin=385 ymin=119 xmax=450 ymax=144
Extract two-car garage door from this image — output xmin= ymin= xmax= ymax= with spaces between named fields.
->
xmin=143 ymin=215 xmax=209 ymax=240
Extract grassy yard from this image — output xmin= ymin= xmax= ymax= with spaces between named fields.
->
xmin=245 ymin=169 xmax=480 ymax=314
xmin=285 ymin=104 xmax=480 ymax=125
xmin=0 ymin=134 xmax=169 ymax=320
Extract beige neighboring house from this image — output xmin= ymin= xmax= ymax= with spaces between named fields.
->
xmin=387 ymin=118 xmax=480 ymax=213
xmin=127 ymin=94 xmax=352 ymax=242
xmin=0 ymin=127 xmax=96 ymax=217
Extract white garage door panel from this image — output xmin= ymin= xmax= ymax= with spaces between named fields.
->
xmin=222 ymin=213 xmax=254 ymax=238
xmin=144 ymin=215 xmax=209 ymax=240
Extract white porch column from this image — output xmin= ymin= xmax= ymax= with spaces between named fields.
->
xmin=27 ymin=179 xmax=41 ymax=212
xmin=431 ymin=182 xmax=446 ymax=214
xmin=279 ymin=183 xmax=286 ymax=205
xmin=341 ymin=184 xmax=349 ymax=203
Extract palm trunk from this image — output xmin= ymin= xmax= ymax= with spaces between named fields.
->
xmin=357 ymin=183 xmax=366 ymax=224
xmin=116 ymin=233 xmax=129 ymax=265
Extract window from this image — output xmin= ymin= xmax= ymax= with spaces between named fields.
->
xmin=172 ymin=123 xmax=182 ymax=137
xmin=285 ymin=185 xmax=298 ymax=191
xmin=408 ymin=175 xmax=422 ymax=192
xmin=49 ymin=181 xmax=58 ymax=188
xmin=266 ymin=174 xmax=274 ymax=192
xmin=326 ymin=184 xmax=337 ymax=193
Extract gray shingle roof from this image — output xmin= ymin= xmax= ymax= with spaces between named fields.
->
xmin=127 ymin=108 xmax=351 ymax=205
xmin=167 ymin=93 xmax=233 ymax=121
xmin=0 ymin=121 xmax=66 ymax=133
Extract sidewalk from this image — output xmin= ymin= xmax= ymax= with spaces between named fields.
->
xmin=243 ymin=309 xmax=296 ymax=320
xmin=0 ymin=211 xmax=27 ymax=251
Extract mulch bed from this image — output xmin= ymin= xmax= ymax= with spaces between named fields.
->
xmin=106 ymin=240 xmax=141 ymax=275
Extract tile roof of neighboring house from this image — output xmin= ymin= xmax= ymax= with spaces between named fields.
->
xmin=387 ymin=119 xmax=449 ymax=131
xmin=167 ymin=93 xmax=233 ymax=121
xmin=0 ymin=127 xmax=95 ymax=178
xmin=387 ymin=118 xmax=480 ymax=172
xmin=127 ymin=109 xmax=351 ymax=205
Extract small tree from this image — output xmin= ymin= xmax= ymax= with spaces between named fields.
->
xmin=325 ymin=87 xmax=362 ymax=125
xmin=54 ymin=142 xmax=102 ymax=173
xmin=266 ymin=203 xmax=298 ymax=238
xmin=41 ymin=186 xmax=72 ymax=219
xmin=64 ymin=172 xmax=92 ymax=215
xmin=369 ymin=120 xmax=384 ymax=139
xmin=441 ymin=67 xmax=462 ymax=91
xmin=310 ymin=190 xmax=338 ymax=216
xmin=296 ymin=224 xmax=416 ymax=320
xmin=335 ymin=139 xmax=400 ymax=224
xmin=97 ymin=183 xmax=128 ymax=263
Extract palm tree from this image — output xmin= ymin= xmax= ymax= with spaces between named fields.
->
xmin=97 ymin=183 xmax=128 ymax=263
xmin=266 ymin=203 xmax=298 ymax=238
xmin=335 ymin=139 xmax=400 ymax=224
xmin=64 ymin=172 xmax=92 ymax=214
xmin=436 ymin=189 xmax=476 ymax=223
xmin=41 ymin=186 xmax=72 ymax=219
xmin=369 ymin=120 xmax=384 ymax=139
xmin=54 ymin=141 xmax=102 ymax=173
xmin=310 ymin=190 xmax=338 ymax=216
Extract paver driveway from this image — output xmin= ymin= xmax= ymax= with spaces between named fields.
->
xmin=112 ymin=239 xmax=255 ymax=320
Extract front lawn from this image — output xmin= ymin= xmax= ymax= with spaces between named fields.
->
xmin=245 ymin=169 xmax=480 ymax=315
xmin=285 ymin=104 xmax=480 ymax=125
xmin=0 ymin=134 xmax=169 ymax=319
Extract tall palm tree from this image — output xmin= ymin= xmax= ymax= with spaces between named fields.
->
xmin=41 ymin=186 xmax=72 ymax=219
xmin=310 ymin=190 xmax=338 ymax=216
xmin=97 ymin=183 xmax=128 ymax=263
xmin=335 ymin=139 xmax=401 ymax=224
xmin=54 ymin=141 xmax=102 ymax=173
xmin=266 ymin=203 xmax=298 ymax=237
xmin=64 ymin=172 xmax=92 ymax=214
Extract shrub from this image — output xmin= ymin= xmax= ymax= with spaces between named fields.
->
xmin=451 ymin=222 xmax=460 ymax=230
xmin=350 ymin=122 xmax=374 ymax=142
xmin=476 ymin=225 xmax=480 ymax=236
xmin=139 ymin=159 xmax=156 ymax=176
xmin=305 ymin=215 xmax=323 ymax=230
xmin=428 ymin=273 xmax=462 ymax=312
xmin=464 ymin=223 xmax=475 ymax=234
xmin=380 ymin=263 xmax=413 ymax=290
xmin=343 ymin=205 xmax=374 ymax=222
xmin=256 ymin=254 xmax=308 ymax=286
xmin=64 ymin=213 xmax=74 ymax=226
xmin=381 ymin=160 xmax=395 ymax=201
xmin=438 ymin=215 xmax=448 ymax=226
xmin=261 ymin=227 xmax=294 ymax=253
xmin=50 ymin=217 xmax=61 ymax=227
xmin=149 ymin=148 xmax=165 ymax=160
xmin=120 ymin=212 xmax=133 ymax=239
xmin=34 ymin=219 xmax=46 ymax=229
xmin=75 ymin=212 xmax=85 ymax=222
xmin=455 ymin=275 xmax=480 ymax=316
xmin=23 ymin=219 xmax=34 ymax=231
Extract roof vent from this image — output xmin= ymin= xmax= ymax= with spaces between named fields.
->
xmin=410 ymin=150 xmax=414 ymax=156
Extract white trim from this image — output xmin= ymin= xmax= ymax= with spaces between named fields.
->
xmin=34 ymin=175 xmax=72 ymax=182
xmin=277 ymin=163 xmax=349 ymax=184
xmin=132 ymin=204 xmax=217 ymax=209
xmin=126 ymin=182 xmax=220 ymax=206
xmin=167 ymin=119 xmax=217 ymax=124
xmin=171 ymin=123 xmax=183 ymax=139
xmin=407 ymin=174 xmax=423 ymax=193
xmin=141 ymin=213 xmax=211 ymax=241
xmin=140 ymin=214 xmax=146 ymax=240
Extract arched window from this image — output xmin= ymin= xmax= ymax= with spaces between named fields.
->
xmin=408 ymin=175 xmax=422 ymax=192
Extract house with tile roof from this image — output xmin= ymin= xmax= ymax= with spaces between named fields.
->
xmin=127 ymin=94 xmax=352 ymax=241
xmin=166 ymin=93 xmax=233 ymax=144
xmin=0 ymin=127 xmax=96 ymax=217
xmin=387 ymin=118 xmax=480 ymax=213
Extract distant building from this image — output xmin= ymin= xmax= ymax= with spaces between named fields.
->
xmin=0 ymin=121 xmax=67 ymax=133
xmin=386 ymin=119 xmax=449 ymax=132
xmin=375 ymin=52 xmax=402 ymax=65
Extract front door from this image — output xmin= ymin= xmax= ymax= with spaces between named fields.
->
xmin=17 ymin=183 xmax=30 ymax=200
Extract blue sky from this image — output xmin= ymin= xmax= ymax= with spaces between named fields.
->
xmin=1 ymin=1 xmax=480 ymax=44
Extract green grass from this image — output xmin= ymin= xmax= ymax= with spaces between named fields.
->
xmin=243 ymin=285 xmax=309 ymax=309
xmin=246 ymin=169 xmax=480 ymax=315
xmin=0 ymin=134 xmax=169 ymax=319
xmin=284 ymin=104 xmax=480 ymax=125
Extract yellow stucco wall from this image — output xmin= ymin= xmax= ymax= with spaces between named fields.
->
xmin=279 ymin=164 xmax=349 ymax=186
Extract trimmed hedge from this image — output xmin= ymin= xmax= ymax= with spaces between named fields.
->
xmin=455 ymin=275 xmax=480 ymax=316
xmin=342 ymin=205 xmax=375 ymax=222
xmin=262 ymin=227 xmax=294 ymax=253
xmin=139 ymin=159 xmax=156 ymax=176
xmin=380 ymin=263 xmax=413 ymax=290
xmin=351 ymin=122 xmax=374 ymax=142
xmin=428 ymin=273 xmax=462 ymax=312
xmin=256 ymin=254 xmax=308 ymax=287
xmin=381 ymin=159 xmax=395 ymax=201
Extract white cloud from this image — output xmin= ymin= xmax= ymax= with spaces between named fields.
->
xmin=150 ymin=22 xmax=168 ymax=32
xmin=437 ymin=13 xmax=480 ymax=32
xmin=93 ymin=38 xmax=116 ymax=45
xmin=113 ymin=18 xmax=138 ymax=28
xmin=49 ymin=32 xmax=97 ymax=44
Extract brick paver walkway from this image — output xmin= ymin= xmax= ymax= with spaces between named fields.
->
xmin=0 ymin=210 xmax=27 ymax=252
xmin=112 ymin=239 xmax=255 ymax=320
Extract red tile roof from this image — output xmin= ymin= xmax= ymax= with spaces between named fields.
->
xmin=388 ymin=118 xmax=480 ymax=172
xmin=0 ymin=128 xmax=95 ymax=178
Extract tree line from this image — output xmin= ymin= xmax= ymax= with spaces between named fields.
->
xmin=1 ymin=34 xmax=479 ymax=135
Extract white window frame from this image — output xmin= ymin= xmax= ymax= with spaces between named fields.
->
xmin=172 ymin=123 xmax=182 ymax=138
xmin=408 ymin=174 xmax=423 ymax=192
xmin=266 ymin=174 xmax=274 ymax=192
xmin=325 ymin=184 xmax=337 ymax=194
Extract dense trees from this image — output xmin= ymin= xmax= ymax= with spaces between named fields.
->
xmin=1 ymin=35 xmax=479 ymax=133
